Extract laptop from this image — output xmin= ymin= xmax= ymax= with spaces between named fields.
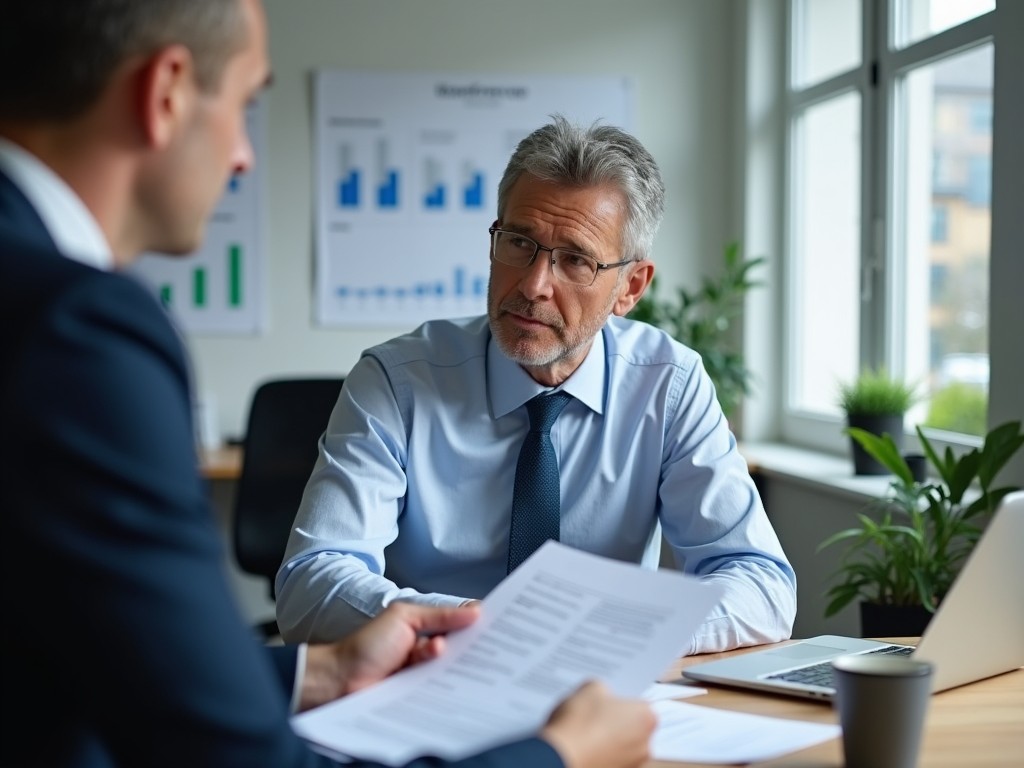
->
xmin=683 ymin=490 xmax=1024 ymax=701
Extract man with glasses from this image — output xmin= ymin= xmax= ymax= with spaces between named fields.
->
xmin=2 ymin=4 xmax=658 ymax=764
xmin=277 ymin=117 xmax=796 ymax=655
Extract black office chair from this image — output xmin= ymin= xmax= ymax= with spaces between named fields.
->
xmin=232 ymin=377 xmax=344 ymax=638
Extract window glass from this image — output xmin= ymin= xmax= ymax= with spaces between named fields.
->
xmin=897 ymin=44 xmax=992 ymax=436
xmin=781 ymin=0 xmax=995 ymax=450
xmin=895 ymin=0 xmax=995 ymax=49
xmin=790 ymin=91 xmax=862 ymax=414
xmin=793 ymin=0 xmax=861 ymax=87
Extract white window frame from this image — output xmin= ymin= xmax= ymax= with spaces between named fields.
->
xmin=778 ymin=0 xmax=995 ymax=456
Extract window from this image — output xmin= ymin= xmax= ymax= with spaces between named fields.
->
xmin=930 ymin=205 xmax=947 ymax=242
xmin=783 ymin=0 xmax=994 ymax=448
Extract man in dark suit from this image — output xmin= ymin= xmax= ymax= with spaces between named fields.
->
xmin=0 ymin=1 xmax=654 ymax=766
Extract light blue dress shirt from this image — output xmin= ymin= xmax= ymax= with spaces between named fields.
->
xmin=276 ymin=315 xmax=796 ymax=653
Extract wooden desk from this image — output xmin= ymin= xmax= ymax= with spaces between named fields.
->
xmin=200 ymin=445 xmax=243 ymax=480
xmin=648 ymin=641 xmax=1023 ymax=767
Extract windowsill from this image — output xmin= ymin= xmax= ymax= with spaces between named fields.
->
xmin=739 ymin=441 xmax=898 ymax=503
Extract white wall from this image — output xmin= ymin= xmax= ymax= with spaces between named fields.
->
xmin=189 ymin=0 xmax=740 ymax=441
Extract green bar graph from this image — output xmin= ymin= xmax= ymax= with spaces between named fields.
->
xmin=193 ymin=267 xmax=206 ymax=307
xmin=159 ymin=284 xmax=172 ymax=308
xmin=229 ymin=244 xmax=243 ymax=307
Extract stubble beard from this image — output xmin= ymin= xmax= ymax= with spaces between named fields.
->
xmin=487 ymin=281 xmax=611 ymax=369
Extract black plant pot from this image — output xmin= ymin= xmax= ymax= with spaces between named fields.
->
xmin=847 ymin=413 xmax=904 ymax=475
xmin=859 ymin=602 xmax=934 ymax=638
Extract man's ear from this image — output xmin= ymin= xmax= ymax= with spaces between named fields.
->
xmin=612 ymin=260 xmax=655 ymax=317
xmin=136 ymin=45 xmax=195 ymax=149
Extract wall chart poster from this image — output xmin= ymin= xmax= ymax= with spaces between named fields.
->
xmin=130 ymin=96 xmax=268 ymax=335
xmin=314 ymin=70 xmax=631 ymax=328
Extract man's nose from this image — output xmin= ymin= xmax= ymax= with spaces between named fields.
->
xmin=232 ymin=130 xmax=255 ymax=175
xmin=518 ymin=250 xmax=557 ymax=299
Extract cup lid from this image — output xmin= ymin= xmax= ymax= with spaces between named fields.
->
xmin=832 ymin=654 xmax=934 ymax=677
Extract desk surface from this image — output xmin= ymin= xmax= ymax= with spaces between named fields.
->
xmin=648 ymin=640 xmax=1023 ymax=767
xmin=200 ymin=445 xmax=243 ymax=480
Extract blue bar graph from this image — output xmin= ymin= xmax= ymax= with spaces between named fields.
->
xmin=339 ymin=169 xmax=360 ymax=207
xmin=377 ymin=170 xmax=399 ymax=207
xmin=423 ymin=156 xmax=446 ymax=210
xmin=336 ymin=265 xmax=486 ymax=301
xmin=463 ymin=172 xmax=483 ymax=208
xmin=424 ymin=184 xmax=446 ymax=208
xmin=375 ymin=138 xmax=398 ymax=209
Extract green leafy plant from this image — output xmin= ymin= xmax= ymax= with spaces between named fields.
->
xmin=819 ymin=420 xmax=1024 ymax=617
xmin=924 ymin=382 xmax=987 ymax=437
xmin=837 ymin=368 xmax=918 ymax=416
xmin=628 ymin=241 xmax=765 ymax=418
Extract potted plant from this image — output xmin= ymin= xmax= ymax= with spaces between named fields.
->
xmin=628 ymin=241 xmax=765 ymax=419
xmin=837 ymin=369 xmax=918 ymax=475
xmin=819 ymin=420 xmax=1024 ymax=636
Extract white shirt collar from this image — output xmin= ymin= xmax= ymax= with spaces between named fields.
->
xmin=0 ymin=137 xmax=113 ymax=270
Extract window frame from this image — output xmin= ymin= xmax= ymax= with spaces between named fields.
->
xmin=778 ymin=0 xmax=995 ymax=456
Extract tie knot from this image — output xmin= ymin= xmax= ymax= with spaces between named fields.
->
xmin=525 ymin=391 xmax=572 ymax=433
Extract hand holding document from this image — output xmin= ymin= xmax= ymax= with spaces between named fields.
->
xmin=291 ymin=541 xmax=725 ymax=765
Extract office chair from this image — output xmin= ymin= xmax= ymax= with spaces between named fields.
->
xmin=232 ymin=377 xmax=344 ymax=638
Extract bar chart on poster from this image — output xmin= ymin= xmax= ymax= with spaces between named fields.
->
xmin=130 ymin=98 xmax=267 ymax=335
xmin=314 ymin=71 xmax=631 ymax=328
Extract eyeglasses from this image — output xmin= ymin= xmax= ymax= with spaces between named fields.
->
xmin=489 ymin=227 xmax=634 ymax=287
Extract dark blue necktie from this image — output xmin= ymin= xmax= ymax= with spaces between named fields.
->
xmin=507 ymin=391 xmax=573 ymax=573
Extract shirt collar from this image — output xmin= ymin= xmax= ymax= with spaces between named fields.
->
xmin=0 ymin=137 xmax=114 ymax=270
xmin=488 ymin=324 xmax=607 ymax=418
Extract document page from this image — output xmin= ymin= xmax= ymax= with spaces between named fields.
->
xmin=650 ymin=700 xmax=841 ymax=763
xmin=291 ymin=541 xmax=725 ymax=765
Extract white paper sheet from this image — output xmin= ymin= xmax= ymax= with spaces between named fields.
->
xmin=649 ymin=699 xmax=841 ymax=764
xmin=291 ymin=541 xmax=725 ymax=765
xmin=642 ymin=682 xmax=707 ymax=701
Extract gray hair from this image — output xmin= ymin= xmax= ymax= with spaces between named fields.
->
xmin=0 ymin=0 xmax=247 ymax=122
xmin=496 ymin=115 xmax=666 ymax=261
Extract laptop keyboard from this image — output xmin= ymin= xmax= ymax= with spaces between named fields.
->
xmin=765 ymin=644 xmax=915 ymax=688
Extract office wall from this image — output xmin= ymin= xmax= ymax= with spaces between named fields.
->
xmin=189 ymin=0 xmax=740 ymax=440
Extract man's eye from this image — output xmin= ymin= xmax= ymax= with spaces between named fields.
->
xmin=561 ymin=253 xmax=591 ymax=269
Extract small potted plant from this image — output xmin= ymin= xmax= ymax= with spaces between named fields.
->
xmin=837 ymin=369 xmax=918 ymax=475
xmin=819 ymin=420 xmax=1023 ymax=636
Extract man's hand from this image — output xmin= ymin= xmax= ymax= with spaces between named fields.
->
xmin=299 ymin=602 xmax=480 ymax=711
xmin=540 ymin=681 xmax=656 ymax=768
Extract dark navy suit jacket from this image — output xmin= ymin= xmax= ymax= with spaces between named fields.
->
xmin=0 ymin=169 xmax=560 ymax=768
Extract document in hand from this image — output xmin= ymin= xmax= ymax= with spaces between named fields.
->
xmin=291 ymin=541 xmax=726 ymax=765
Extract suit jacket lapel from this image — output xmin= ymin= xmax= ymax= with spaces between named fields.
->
xmin=0 ymin=167 xmax=58 ymax=252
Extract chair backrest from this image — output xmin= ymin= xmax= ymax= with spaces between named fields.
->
xmin=232 ymin=377 xmax=344 ymax=598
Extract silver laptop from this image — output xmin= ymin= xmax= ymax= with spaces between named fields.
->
xmin=683 ymin=490 xmax=1024 ymax=701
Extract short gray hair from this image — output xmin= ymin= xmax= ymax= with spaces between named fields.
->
xmin=496 ymin=115 xmax=666 ymax=261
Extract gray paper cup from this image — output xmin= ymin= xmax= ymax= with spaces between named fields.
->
xmin=832 ymin=654 xmax=934 ymax=768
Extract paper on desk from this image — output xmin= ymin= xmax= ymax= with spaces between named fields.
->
xmin=643 ymin=682 xmax=707 ymax=701
xmin=650 ymin=699 xmax=841 ymax=764
xmin=291 ymin=541 xmax=725 ymax=766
